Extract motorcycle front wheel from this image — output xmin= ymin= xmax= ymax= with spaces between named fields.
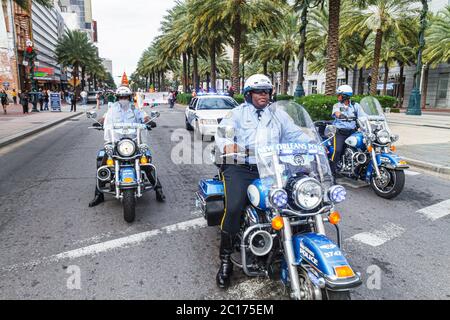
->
xmin=322 ymin=290 xmax=351 ymax=300
xmin=370 ymin=167 xmax=405 ymax=199
xmin=123 ymin=189 xmax=136 ymax=223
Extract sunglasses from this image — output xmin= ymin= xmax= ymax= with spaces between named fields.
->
xmin=252 ymin=89 xmax=271 ymax=95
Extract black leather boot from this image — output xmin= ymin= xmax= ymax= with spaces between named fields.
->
xmin=216 ymin=231 xmax=234 ymax=289
xmin=88 ymin=189 xmax=104 ymax=207
xmin=155 ymin=187 xmax=166 ymax=202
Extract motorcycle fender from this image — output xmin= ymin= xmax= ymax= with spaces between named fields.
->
xmin=379 ymin=153 xmax=409 ymax=170
xmin=293 ymin=233 xmax=350 ymax=277
xmin=119 ymin=167 xmax=137 ymax=184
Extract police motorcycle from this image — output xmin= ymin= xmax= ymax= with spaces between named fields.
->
xmin=87 ymin=108 xmax=160 ymax=222
xmin=315 ymin=96 xmax=407 ymax=199
xmin=196 ymin=101 xmax=362 ymax=300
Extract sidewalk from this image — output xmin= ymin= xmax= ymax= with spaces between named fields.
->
xmin=386 ymin=112 xmax=450 ymax=175
xmin=0 ymin=102 xmax=84 ymax=149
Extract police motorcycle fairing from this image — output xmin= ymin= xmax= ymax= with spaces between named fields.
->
xmin=196 ymin=101 xmax=361 ymax=300
xmin=87 ymin=108 xmax=160 ymax=223
xmin=316 ymin=96 xmax=408 ymax=199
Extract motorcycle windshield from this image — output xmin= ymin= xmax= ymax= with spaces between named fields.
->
xmin=358 ymin=96 xmax=385 ymax=120
xmin=255 ymin=101 xmax=333 ymax=189
xmin=103 ymin=106 xmax=147 ymax=143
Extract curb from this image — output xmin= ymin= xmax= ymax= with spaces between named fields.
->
xmin=403 ymin=157 xmax=450 ymax=176
xmin=0 ymin=112 xmax=83 ymax=149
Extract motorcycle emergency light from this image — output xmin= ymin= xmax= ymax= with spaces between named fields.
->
xmin=334 ymin=266 xmax=355 ymax=278
xmin=106 ymin=158 xmax=114 ymax=167
xmin=329 ymin=185 xmax=346 ymax=203
xmin=367 ymin=145 xmax=373 ymax=153
xmin=271 ymin=216 xmax=284 ymax=231
xmin=390 ymin=146 xmax=397 ymax=152
xmin=328 ymin=211 xmax=341 ymax=225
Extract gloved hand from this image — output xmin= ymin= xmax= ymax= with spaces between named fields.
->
xmin=338 ymin=114 xmax=348 ymax=120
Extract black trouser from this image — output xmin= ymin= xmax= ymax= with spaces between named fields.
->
xmin=330 ymin=129 xmax=354 ymax=174
xmin=70 ymin=101 xmax=76 ymax=112
xmin=221 ymin=164 xmax=260 ymax=235
xmin=22 ymin=102 xmax=29 ymax=113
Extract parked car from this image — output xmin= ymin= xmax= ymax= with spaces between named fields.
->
xmin=185 ymin=94 xmax=239 ymax=140
xmin=87 ymin=91 xmax=102 ymax=104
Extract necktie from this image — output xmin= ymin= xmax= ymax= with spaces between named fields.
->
xmin=256 ymin=109 xmax=263 ymax=121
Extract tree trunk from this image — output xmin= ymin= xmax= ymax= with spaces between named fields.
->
xmin=158 ymin=71 xmax=161 ymax=91
xmin=193 ymin=52 xmax=199 ymax=92
xmin=210 ymin=42 xmax=217 ymax=91
xmin=206 ymin=72 xmax=210 ymax=91
xmin=232 ymin=15 xmax=242 ymax=92
xmin=352 ymin=64 xmax=358 ymax=92
xmin=345 ymin=67 xmax=349 ymax=85
xmin=81 ymin=66 xmax=86 ymax=90
xmin=295 ymin=4 xmax=308 ymax=97
xmin=325 ymin=0 xmax=341 ymax=95
xmin=145 ymin=76 xmax=148 ymax=91
xmin=241 ymin=60 xmax=245 ymax=94
xmin=382 ymin=61 xmax=389 ymax=96
xmin=187 ymin=52 xmax=191 ymax=92
xmin=370 ymin=29 xmax=383 ymax=96
xmin=263 ymin=61 xmax=268 ymax=76
xmin=182 ymin=52 xmax=187 ymax=92
xmin=358 ymin=67 xmax=364 ymax=95
xmin=421 ymin=64 xmax=429 ymax=109
xmin=398 ymin=63 xmax=404 ymax=107
xmin=282 ymin=57 xmax=289 ymax=95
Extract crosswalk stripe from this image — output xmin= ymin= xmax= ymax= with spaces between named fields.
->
xmin=417 ymin=199 xmax=450 ymax=221
xmin=347 ymin=223 xmax=406 ymax=247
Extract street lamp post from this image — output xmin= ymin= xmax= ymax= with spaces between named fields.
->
xmin=407 ymin=0 xmax=428 ymax=116
xmin=24 ymin=40 xmax=39 ymax=112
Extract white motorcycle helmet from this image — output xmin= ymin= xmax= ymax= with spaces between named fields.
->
xmin=116 ymin=86 xmax=132 ymax=98
xmin=336 ymin=85 xmax=353 ymax=98
xmin=243 ymin=74 xmax=273 ymax=103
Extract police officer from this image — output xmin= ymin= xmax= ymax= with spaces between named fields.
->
xmin=214 ymin=74 xmax=305 ymax=289
xmin=330 ymin=85 xmax=361 ymax=175
xmin=88 ymin=86 xmax=165 ymax=207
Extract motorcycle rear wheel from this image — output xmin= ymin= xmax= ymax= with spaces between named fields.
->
xmin=123 ymin=189 xmax=136 ymax=223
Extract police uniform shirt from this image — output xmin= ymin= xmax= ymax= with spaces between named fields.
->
xmin=215 ymin=103 xmax=306 ymax=164
xmin=332 ymin=102 xmax=361 ymax=130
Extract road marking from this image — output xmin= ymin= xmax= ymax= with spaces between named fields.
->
xmin=347 ymin=223 xmax=406 ymax=247
xmin=417 ymin=199 xmax=450 ymax=221
xmin=1 ymin=217 xmax=207 ymax=272
xmin=404 ymin=170 xmax=421 ymax=176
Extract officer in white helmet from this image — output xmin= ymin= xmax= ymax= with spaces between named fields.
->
xmin=88 ymin=86 xmax=166 ymax=207
xmin=330 ymin=85 xmax=362 ymax=175
xmin=213 ymin=74 xmax=306 ymax=289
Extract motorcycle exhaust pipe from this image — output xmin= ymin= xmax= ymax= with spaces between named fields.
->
xmin=97 ymin=166 xmax=111 ymax=182
xmin=249 ymin=230 xmax=273 ymax=257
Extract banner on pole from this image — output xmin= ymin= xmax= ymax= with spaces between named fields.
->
xmin=143 ymin=92 xmax=169 ymax=106
xmin=50 ymin=92 xmax=62 ymax=112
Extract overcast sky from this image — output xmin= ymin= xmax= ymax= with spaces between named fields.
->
xmin=92 ymin=0 xmax=176 ymax=85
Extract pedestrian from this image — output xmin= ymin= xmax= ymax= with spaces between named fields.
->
xmin=0 ymin=89 xmax=8 ymax=114
xmin=227 ymin=86 xmax=235 ymax=98
xmin=168 ymin=90 xmax=175 ymax=108
xmin=20 ymin=90 xmax=29 ymax=114
xmin=96 ymin=91 xmax=101 ymax=109
xmin=12 ymin=89 xmax=17 ymax=105
xmin=70 ymin=92 xmax=77 ymax=112
xmin=80 ymin=90 xmax=87 ymax=105
xmin=44 ymin=90 xmax=49 ymax=111
xmin=38 ymin=89 xmax=44 ymax=111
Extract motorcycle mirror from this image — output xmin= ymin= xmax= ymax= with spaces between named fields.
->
xmin=325 ymin=125 xmax=337 ymax=138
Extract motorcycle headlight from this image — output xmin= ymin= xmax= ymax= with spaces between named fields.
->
xmin=269 ymin=189 xmax=288 ymax=209
xmin=377 ymin=130 xmax=390 ymax=144
xmin=391 ymin=134 xmax=399 ymax=143
xmin=117 ymin=139 xmax=136 ymax=157
xmin=104 ymin=144 xmax=114 ymax=156
xmin=139 ymin=144 xmax=149 ymax=154
xmin=328 ymin=185 xmax=346 ymax=204
xmin=293 ymin=178 xmax=323 ymax=210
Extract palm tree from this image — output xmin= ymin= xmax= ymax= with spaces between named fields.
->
xmin=343 ymin=0 xmax=418 ymax=95
xmin=192 ymin=0 xmax=287 ymax=92
xmin=423 ymin=6 xmax=450 ymax=67
xmin=55 ymin=30 xmax=97 ymax=93
xmin=10 ymin=0 xmax=52 ymax=10
xmin=324 ymin=0 xmax=341 ymax=95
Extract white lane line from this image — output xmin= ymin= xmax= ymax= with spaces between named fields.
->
xmin=405 ymin=170 xmax=421 ymax=176
xmin=417 ymin=199 xmax=450 ymax=221
xmin=347 ymin=223 xmax=406 ymax=247
xmin=1 ymin=217 xmax=207 ymax=272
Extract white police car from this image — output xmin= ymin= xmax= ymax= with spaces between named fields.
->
xmin=185 ymin=94 xmax=239 ymax=140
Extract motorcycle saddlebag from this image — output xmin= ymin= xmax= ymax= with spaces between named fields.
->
xmin=196 ymin=179 xmax=225 ymax=227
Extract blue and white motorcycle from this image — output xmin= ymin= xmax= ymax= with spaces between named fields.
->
xmin=315 ymin=96 xmax=408 ymax=199
xmin=196 ymin=101 xmax=361 ymax=300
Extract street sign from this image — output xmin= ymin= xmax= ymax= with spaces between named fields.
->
xmin=50 ymin=92 xmax=62 ymax=112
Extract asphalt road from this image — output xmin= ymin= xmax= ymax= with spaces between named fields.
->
xmin=0 ymin=105 xmax=449 ymax=300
